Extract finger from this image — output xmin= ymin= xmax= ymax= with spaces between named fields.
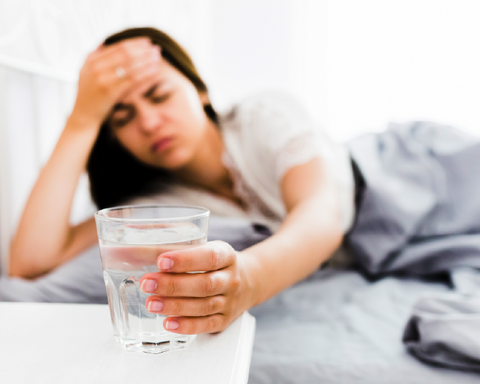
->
xmin=85 ymin=37 xmax=159 ymax=79
xmin=94 ymin=44 xmax=161 ymax=81
xmin=99 ymin=58 xmax=161 ymax=100
xmin=109 ymin=45 xmax=161 ymax=74
xmin=156 ymin=241 xmax=236 ymax=273
xmin=89 ymin=58 xmax=161 ymax=109
xmin=145 ymin=295 xmax=226 ymax=317
xmin=94 ymin=37 xmax=152 ymax=61
xmin=116 ymin=59 xmax=164 ymax=99
xmin=162 ymin=314 xmax=228 ymax=335
xmin=80 ymin=43 xmax=161 ymax=103
xmin=140 ymin=269 xmax=232 ymax=297
xmin=84 ymin=38 xmax=152 ymax=69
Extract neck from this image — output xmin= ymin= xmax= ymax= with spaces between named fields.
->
xmin=173 ymin=120 xmax=232 ymax=195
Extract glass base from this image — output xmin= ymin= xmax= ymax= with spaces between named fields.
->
xmin=115 ymin=334 xmax=195 ymax=354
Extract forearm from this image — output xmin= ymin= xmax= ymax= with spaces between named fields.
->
xmin=9 ymin=117 xmax=99 ymax=278
xmin=241 ymin=196 xmax=343 ymax=307
xmin=9 ymin=40 xmax=167 ymax=278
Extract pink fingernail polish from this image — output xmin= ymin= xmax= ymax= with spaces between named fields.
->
xmin=159 ymin=257 xmax=173 ymax=271
xmin=147 ymin=300 xmax=164 ymax=312
xmin=141 ymin=279 xmax=157 ymax=293
xmin=165 ymin=319 xmax=179 ymax=330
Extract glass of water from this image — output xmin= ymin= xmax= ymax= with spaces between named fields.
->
xmin=94 ymin=204 xmax=210 ymax=354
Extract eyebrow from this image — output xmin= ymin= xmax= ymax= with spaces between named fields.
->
xmin=111 ymin=82 xmax=163 ymax=111
xmin=111 ymin=103 xmax=130 ymax=111
xmin=144 ymin=82 xmax=161 ymax=98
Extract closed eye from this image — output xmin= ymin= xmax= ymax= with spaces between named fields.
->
xmin=109 ymin=105 xmax=135 ymax=129
xmin=150 ymin=92 xmax=171 ymax=104
xmin=144 ymin=83 xmax=172 ymax=105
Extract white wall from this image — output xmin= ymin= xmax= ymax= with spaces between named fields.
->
xmin=323 ymin=0 xmax=480 ymax=141
xmin=208 ymin=0 xmax=292 ymax=108
xmin=208 ymin=0 xmax=480 ymax=141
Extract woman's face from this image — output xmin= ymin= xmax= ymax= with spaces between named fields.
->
xmin=108 ymin=58 xmax=212 ymax=171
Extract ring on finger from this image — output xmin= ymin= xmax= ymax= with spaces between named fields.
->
xmin=115 ymin=66 xmax=126 ymax=79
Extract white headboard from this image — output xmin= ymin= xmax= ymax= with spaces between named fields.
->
xmin=0 ymin=65 xmax=82 ymax=275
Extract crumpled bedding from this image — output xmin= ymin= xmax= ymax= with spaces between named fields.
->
xmin=248 ymin=267 xmax=480 ymax=384
xmin=342 ymin=121 xmax=480 ymax=374
xmin=402 ymin=268 xmax=480 ymax=373
xmin=346 ymin=121 xmax=480 ymax=276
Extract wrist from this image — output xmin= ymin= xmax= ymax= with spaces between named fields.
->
xmin=66 ymin=110 xmax=103 ymax=132
xmin=238 ymin=251 xmax=264 ymax=308
xmin=59 ymin=114 xmax=104 ymax=165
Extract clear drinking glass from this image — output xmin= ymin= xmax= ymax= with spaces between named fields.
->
xmin=94 ymin=204 xmax=210 ymax=354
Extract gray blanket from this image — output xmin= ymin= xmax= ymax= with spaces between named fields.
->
xmin=249 ymin=268 xmax=480 ymax=384
xmin=345 ymin=121 xmax=480 ymax=373
xmin=347 ymin=121 xmax=480 ymax=276
xmin=402 ymin=268 xmax=480 ymax=373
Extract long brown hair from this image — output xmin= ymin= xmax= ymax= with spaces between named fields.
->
xmin=87 ymin=27 xmax=217 ymax=209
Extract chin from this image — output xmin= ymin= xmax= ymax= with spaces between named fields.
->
xmin=153 ymin=152 xmax=190 ymax=171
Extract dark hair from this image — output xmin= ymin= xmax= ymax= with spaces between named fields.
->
xmin=87 ymin=27 xmax=217 ymax=209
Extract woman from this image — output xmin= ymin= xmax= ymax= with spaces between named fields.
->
xmin=12 ymin=27 xmax=480 ymax=336
xmin=9 ymin=28 xmax=350 ymax=335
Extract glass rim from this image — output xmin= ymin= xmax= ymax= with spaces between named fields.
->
xmin=94 ymin=204 xmax=210 ymax=223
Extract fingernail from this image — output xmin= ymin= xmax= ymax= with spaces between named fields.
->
xmin=158 ymin=257 xmax=173 ymax=271
xmin=147 ymin=300 xmax=164 ymax=312
xmin=141 ymin=279 xmax=157 ymax=293
xmin=165 ymin=319 xmax=179 ymax=330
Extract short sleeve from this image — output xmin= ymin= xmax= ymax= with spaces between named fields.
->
xmin=230 ymin=91 xmax=340 ymax=182
xmin=220 ymin=91 xmax=356 ymax=232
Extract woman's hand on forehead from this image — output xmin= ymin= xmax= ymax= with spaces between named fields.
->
xmin=70 ymin=37 xmax=163 ymax=129
xmin=96 ymin=38 xmax=161 ymax=75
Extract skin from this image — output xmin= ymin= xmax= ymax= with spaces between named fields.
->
xmin=9 ymin=37 xmax=343 ymax=335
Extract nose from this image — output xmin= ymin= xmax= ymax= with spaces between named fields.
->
xmin=137 ymin=104 xmax=161 ymax=134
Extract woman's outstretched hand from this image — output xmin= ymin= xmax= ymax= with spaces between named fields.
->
xmin=139 ymin=241 xmax=256 ymax=334
xmin=70 ymin=37 xmax=161 ymax=128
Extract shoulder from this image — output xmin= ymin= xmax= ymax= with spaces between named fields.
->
xmin=219 ymin=90 xmax=317 ymax=147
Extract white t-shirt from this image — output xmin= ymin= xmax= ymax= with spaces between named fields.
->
xmin=133 ymin=91 xmax=355 ymax=233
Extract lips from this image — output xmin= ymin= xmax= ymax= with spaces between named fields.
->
xmin=151 ymin=138 xmax=173 ymax=153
